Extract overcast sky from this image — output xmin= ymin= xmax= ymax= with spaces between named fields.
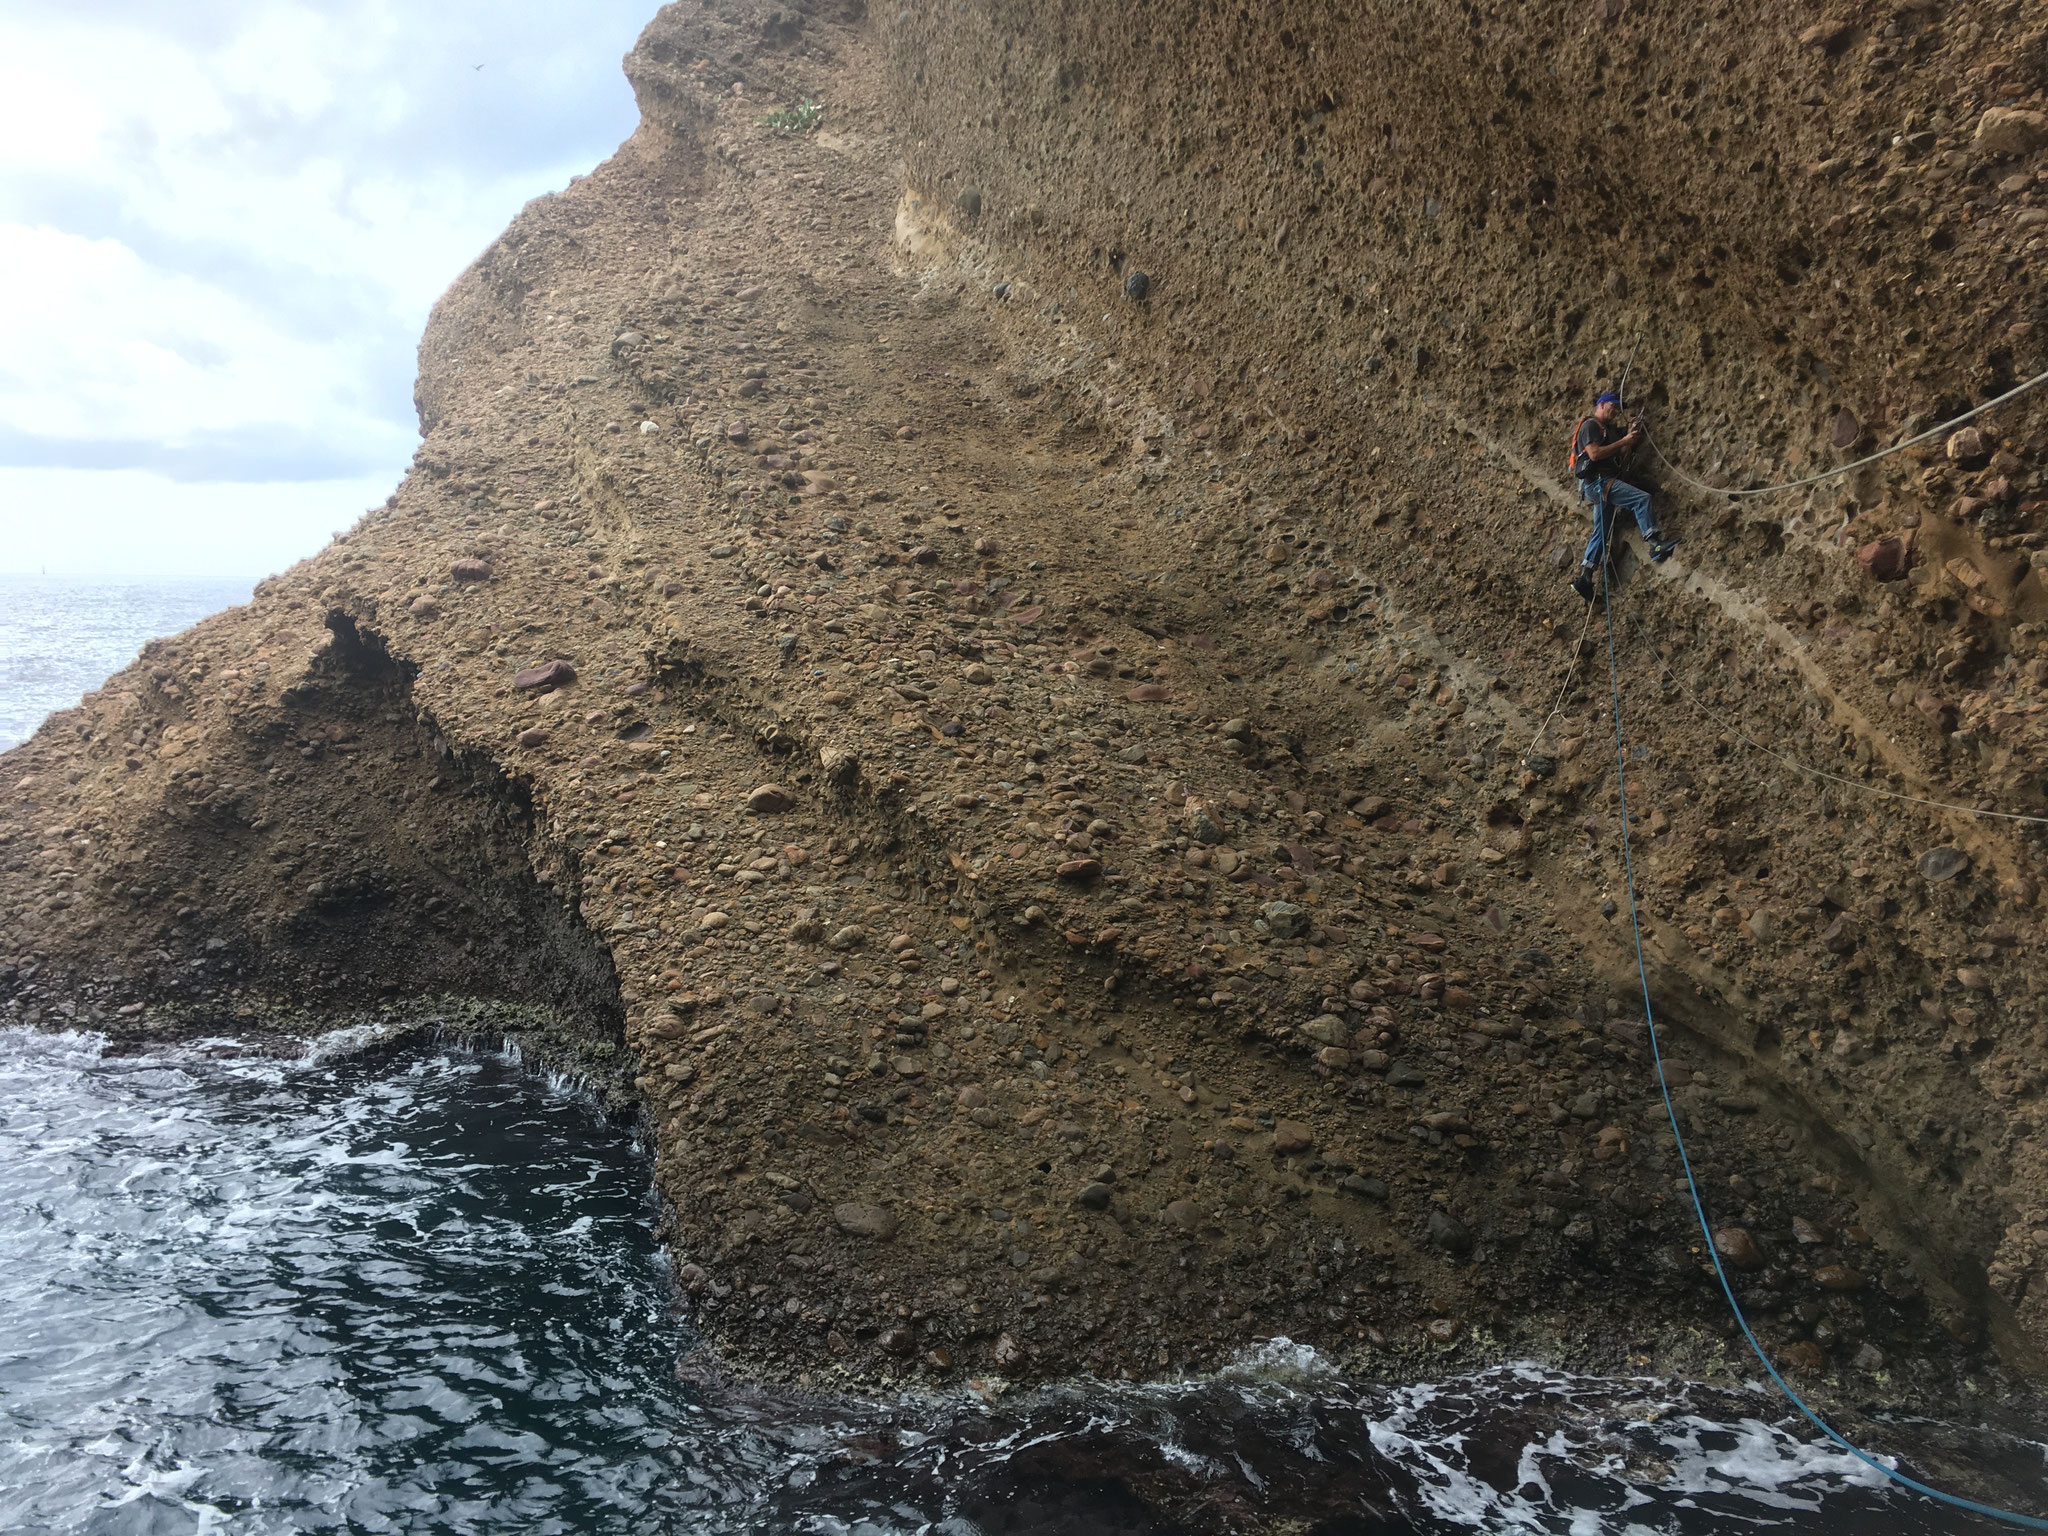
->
xmin=0 ymin=0 xmax=653 ymax=579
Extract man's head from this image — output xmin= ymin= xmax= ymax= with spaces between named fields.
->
xmin=1593 ymin=391 xmax=1621 ymax=423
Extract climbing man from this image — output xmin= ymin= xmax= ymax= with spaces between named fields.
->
xmin=1570 ymin=390 xmax=1679 ymax=602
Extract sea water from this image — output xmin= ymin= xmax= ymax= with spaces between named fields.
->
xmin=0 ymin=574 xmax=252 ymax=752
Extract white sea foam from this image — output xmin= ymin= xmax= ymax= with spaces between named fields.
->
xmin=1212 ymin=1333 xmax=1340 ymax=1388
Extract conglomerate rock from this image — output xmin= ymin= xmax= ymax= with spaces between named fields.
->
xmin=6 ymin=0 xmax=2048 ymax=1396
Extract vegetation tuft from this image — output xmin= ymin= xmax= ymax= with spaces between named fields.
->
xmin=765 ymin=99 xmax=824 ymax=135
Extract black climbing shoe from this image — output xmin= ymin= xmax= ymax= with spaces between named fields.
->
xmin=1571 ymin=570 xmax=1596 ymax=603
xmin=1648 ymin=534 xmax=1681 ymax=563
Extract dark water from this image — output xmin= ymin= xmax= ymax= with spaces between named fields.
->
xmin=0 ymin=574 xmax=251 ymax=752
xmin=1 ymin=1027 xmax=2042 ymax=1535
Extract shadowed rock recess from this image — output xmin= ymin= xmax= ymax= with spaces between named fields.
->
xmin=7 ymin=0 xmax=2048 ymax=1397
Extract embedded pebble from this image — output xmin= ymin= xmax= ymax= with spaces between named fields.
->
xmin=833 ymin=1202 xmax=901 ymax=1241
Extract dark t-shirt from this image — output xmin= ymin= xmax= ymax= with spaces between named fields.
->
xmin=1575 ymin=415 xmax=1627 ymax=479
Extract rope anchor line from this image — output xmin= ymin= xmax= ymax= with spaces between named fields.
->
xmin=1643 ymin=362 xmax=2048 ymax=503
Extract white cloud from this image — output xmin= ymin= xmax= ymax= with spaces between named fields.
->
xmin=0 ymin=467 xmax=395 ymax=580
xmin=0 ymin=224 xmax=411 ymax=470
xmin=0 ymin=0 xmax=651 ymax=575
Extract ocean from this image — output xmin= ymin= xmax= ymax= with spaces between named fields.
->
xmin=0 ymin=574 xmax=253 ymax=753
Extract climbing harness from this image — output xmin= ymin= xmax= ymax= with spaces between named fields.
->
xmin=1642 ymin=363 xmax=2048 ymax=503
xmin=1600 ymin=580 xmax=2048 ymax=1530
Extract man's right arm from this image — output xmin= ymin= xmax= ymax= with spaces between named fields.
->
xmin=1584 ymin=426 xmax=1639 ymax=464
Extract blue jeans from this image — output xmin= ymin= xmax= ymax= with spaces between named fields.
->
xmin=1578 ymin=477 xmax=1659 ymax=571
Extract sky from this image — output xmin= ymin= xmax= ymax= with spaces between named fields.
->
xmin=0 ymin=0 xmax=654 ymax=580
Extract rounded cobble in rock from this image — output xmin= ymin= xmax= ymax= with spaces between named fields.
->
xmin=1975 ymin=107 xmax=2048 ymax=156
xmin=512 ymin=659 xmax=577 ymax=690
xmin=1342 ymin=1174 xmax=1390 ymax=1202
xmin=700 ymin=911 xmax=733 ymax=933
xmin=451 ymin=558 xmax=493 ymax=582
xmin=1078 ymin=1182 xmax=1113 ymax=1211
xmin=878 ymin=1325 xmax=916 ymax=1356
xmin=1713 ymin=1226 xmax=1764 ymax=1270
xmin=747 ymin=783 xmax=797 ymax=813
xmin=1783 ymin=1340 xmax=1826 ymax=1372
xmin=1262 ymin=901 xmax=1310 ymax=939
xmin=833 ymin=1202 xmax=900 ymax=1241
xmin=1945 ymin=426 xmax=1989 ymax=464
xmin=1386 ymin=1061 xmax=1426 ymax=1089
xmin=1427 ymin=1208 xmax=1473 ymax=1256
xmin=1299 ymin=1014 xmax=1344 ymax=1046
xmin=1273 ymin=1119 xmax=1315 ymax=1154
xmin=1919 ymin=846 xmax=1970 ymax=882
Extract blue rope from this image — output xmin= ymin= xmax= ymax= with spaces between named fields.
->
xmin=1597 ymin=579 xmax=2048 ymax=1529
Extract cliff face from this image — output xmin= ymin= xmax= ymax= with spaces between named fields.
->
xmin=6 ymin=0 xmax=2048 ymax=1395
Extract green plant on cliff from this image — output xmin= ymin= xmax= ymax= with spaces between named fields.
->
xmin=764 ymin=98 xmax=823 ymax=135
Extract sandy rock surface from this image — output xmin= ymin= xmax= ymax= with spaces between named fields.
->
xmin=6 ymin=0 xmax=2048 ymax=1399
